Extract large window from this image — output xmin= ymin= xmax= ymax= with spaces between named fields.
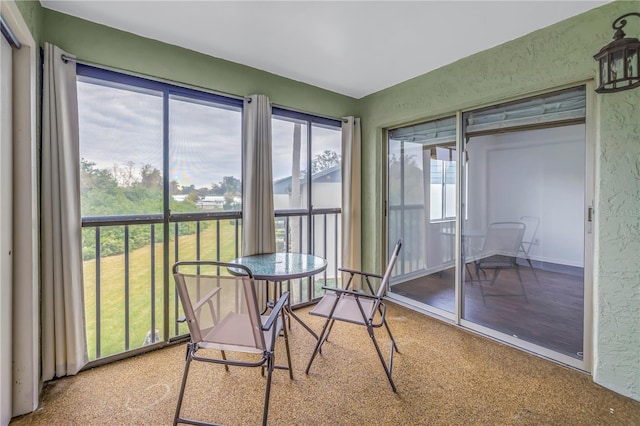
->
xmin=77 ymin=66 xmax=243 ymax=360
xmin=271 ymin=108 xmax=342 ymax=300
xmin=169 ymin=95 xmax=242 ymax=212
xmin=78 ymin=67 xmax=243 ymax=221
xmin=271 ymin=109 xmax=342 ymax=214
xmin=78 ymin=77 xmax=164 ymax=217
xmin=77 ymin=65 xmax=342 ymax=360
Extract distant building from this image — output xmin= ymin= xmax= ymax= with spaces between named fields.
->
xmin=196 ymin=195 xmax=225 ymax=209
xmin=273 ymin=165 xmax=341 ymax=209
xmin=171 ymin=194 xmax=188 ymax=202
xmin=195 ymin=195 xmax=241 ymax=210
xmin=272 ymin=165 xmax=341 ymax=266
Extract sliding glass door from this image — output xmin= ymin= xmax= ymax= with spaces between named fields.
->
xmin=386 ymin=86 xmax=592 ymax=369
xmin=461 ymin=124 xmax=587 ymax=361
xmin=387 ymin=116 xmax=457 ymax=318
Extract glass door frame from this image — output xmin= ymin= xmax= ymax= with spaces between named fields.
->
xmin=384 ymin=113 xmax=460 ymax=323
xmin=385 ymin=82 xmax=595 ymax=373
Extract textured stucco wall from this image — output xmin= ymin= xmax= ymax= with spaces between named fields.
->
xmin=358 ymin=1 xmax=639 ymax=400
xmin=15 ymin=0 xmax=640 ymax=401
xmin=594 ymin=86 xmax=640 ymax=399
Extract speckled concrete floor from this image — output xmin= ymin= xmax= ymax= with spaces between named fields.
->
xmin=10 ymin=303 xmax=640 ymax=425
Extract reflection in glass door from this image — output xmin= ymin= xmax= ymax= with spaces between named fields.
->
xmin=461 ymin=123 xmax=587 ymax=360
xmin=387 ymin=117 xmax=458 ymax=316
xmin=386 ymin=86 xmax=591 ymax=368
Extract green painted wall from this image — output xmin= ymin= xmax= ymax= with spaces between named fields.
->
xmin=14 ymin=0 xmax=43 ymax=45
xmin=358 ymin=0 xmax=639 ymax=400
xmin=14 ymin=0 xmax=640 ymax=403
xmin=41 ymin=9 xmax=357 ymax=119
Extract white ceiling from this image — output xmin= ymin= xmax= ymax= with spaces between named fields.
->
xmin=40 ymin=1 xmax=609 ymax=99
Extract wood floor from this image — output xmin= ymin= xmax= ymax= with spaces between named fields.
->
xmin=390 ymin=263 xmax=584 ymax=359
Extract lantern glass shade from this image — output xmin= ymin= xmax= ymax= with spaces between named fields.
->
xmin=595 ymin=36 xmax=640 ymax=93
xmin=611 ymin=50 xmax=624 ymax=81
xmin=628 ymin=48 xmax=638 ymax=78
xmin=600 ymin=55 xmax=609 ymax=83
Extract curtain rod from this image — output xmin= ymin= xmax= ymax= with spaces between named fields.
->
xmin=60 ymin=53 xmax=243 ymax=101
xmin=0 ymin=15 xmax=21 ymax=49
xmin=61 ymin=54 xmax=354 ymax=124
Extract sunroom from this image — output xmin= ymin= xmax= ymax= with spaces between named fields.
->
xmin=1 ymin=0 xmax=639 ymax=424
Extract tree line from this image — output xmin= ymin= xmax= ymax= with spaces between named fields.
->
xmin=80 ymin=159 xmax=240 ymax=260
xmin=80 ymin=149 xmax=339 ymax=260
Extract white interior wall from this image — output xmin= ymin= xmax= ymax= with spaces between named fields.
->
xmin=466 ymin=125 xmax=586 ymax=267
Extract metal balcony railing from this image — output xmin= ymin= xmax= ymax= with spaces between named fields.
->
xmin=388 ymin=204 xmax=426 ymax=277
xmin=81 ymin=208 xmax=341 ymax=362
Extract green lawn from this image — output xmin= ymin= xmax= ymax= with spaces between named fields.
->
xmin=82 ymin=220 xmax=240 ymax=359
xmin=82 ymin=219 xmax=336 ymax=360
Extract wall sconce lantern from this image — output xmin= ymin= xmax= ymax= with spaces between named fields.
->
xmin=594 ymin=13 xmax=640 ymax=93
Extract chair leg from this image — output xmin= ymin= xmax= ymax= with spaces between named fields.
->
xmin=174 ymin=345 xmax=194 ymax=426
xmin=317 ymin=318 xmax=337 ymax=355
xmin=489 ymin=267 xmax=500 ymax=286
xmin=476 ymin=266 xmax=497 ymax=305
xmin=282 ymin=319 xmax=294 ymax=380
xmin=378 ymin=309 xmax=399 ymax=353
xmin=368 ymin=325 xmax=397 ymax=393
xmin=220 ymin=350 xmax=229 ymax=372
xmin=261 ymin=354 xmax=275 ymax=426
xmin=475 ymin=261 xmax=488 ymax=280
xmin=478 ymin=275 xmax=487 ymax=305
xmin=515 ymin=266 xmax=528 ymax=303
xmin=465 ymin=263 xmax=474 ymax=284
xmin=323 ymin=318 xmax=337 ymax=344
xmin=525 ymin=257 xmax=540 ymax=285
xmin=305 ymin=317 xmax=333 ymax=375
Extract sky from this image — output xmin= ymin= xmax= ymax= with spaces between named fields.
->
xmin=77 ymin=79 xmax=341 ymax=189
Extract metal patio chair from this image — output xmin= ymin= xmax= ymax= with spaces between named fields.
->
xmin=473 ymin=222 xmax=528 ymax=304
xmin=305 ymin=239 xmax=403 ymax=392
xmin=173 ymin=261 xmax=293 ymax=426
xmin=519 ymin=215 xmax=540 ymax=284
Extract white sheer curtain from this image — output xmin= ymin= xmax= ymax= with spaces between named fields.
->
xmin=242 ymin=94 xmax=275 ymax=256
xmin=341 ymin=117 xmax=361 ymax=272
xmin=41 ymin=43 xmax=88 ymax=380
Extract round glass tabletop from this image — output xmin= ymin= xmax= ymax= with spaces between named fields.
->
xmin=229 ymin=252 xmax=327 ymax=281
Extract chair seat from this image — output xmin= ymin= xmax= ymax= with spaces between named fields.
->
xmin=309 ymin=293 xmax=375 ymax=325
xmin=173 ymin=260 xmax=293 ymax=426
xmin=476 ymin=254 xmax=517 ymax=268
xmin=305 ymin=239 xmax=403 ymax=393
xmin=199 ymin=312 xmax=282 ymax=354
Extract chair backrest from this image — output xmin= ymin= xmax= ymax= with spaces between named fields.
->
xmin=173 ymin=261 xmax=266 ymax=352
xmin=482 ymin=222 xmax=525 ymax=258
xmin=376 ymin=239 xmax=403 ymax=299
xmin=519 ymin=215 xmax=540 ymax=255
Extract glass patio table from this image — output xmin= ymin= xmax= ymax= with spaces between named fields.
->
xmin=229 ymin=252 xmax=327 ymax=339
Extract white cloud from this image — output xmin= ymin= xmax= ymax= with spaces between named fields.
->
xmin=78 ymin=79 xmax=342 ymax=189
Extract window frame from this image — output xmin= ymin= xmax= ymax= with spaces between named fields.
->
xmin=271 ymin=107 xmax=342 ymax=253
xmin=271 ymin=106 xmax=342 ymax=216
xmin=76 ymin=64 xmax=244 ymax=224
xmin=429 ymin=147 xmax=457 ymax=223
